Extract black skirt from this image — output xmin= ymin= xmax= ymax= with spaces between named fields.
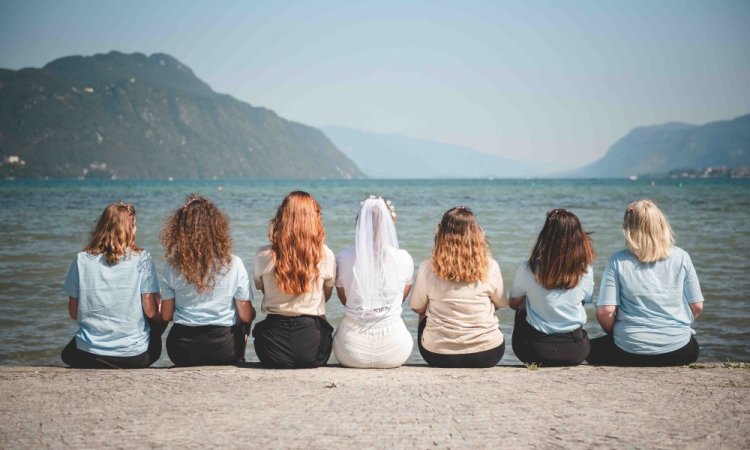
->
xmin=252 ymin=314 xmax=333 ymax=369
xmin=166 ymin=322 xmax=249 ymax=367
xmin=511 ymin=308 xmax=590 ymax=367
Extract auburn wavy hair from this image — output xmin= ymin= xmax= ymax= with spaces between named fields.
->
xmin=529 ymin=209 xmax=595 ymax=290
xmin=269 ymin=191 xmax=326 ymax=295
xmin=431 ymin=207 xmax=490 ymax=283
xmin=160 ymin=195 xmax=233 ymax=293
xmin=85 ymin=202 xmax=141 ymax=265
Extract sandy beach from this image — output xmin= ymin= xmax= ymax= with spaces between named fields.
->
xmin=0 ymin=364 xmax=747 ymax=449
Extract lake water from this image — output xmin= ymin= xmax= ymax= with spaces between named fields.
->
xmin=1 ymin=178 xmax=748 ymax=366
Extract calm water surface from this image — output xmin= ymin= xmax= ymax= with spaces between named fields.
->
xmin=1 ymin=178 xmax=748 ymax=366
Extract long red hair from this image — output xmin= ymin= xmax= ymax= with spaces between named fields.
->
xmin=269 ymin=191 xmax=326 ymax=295
xmin=85 ymin=202 xmax=141 ymax=265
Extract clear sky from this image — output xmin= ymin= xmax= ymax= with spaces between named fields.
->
xmin=1 ymin=0 xmax=748 ymax=166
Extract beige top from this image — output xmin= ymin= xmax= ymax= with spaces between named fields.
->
xmin=410 ymin=258 xmax=507 ymax=354
xmin=254 ymin=245 xmax=336 ymax=317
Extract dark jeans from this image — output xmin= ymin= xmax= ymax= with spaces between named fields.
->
xmin=166 ymin=322 xmax=250 ymax=367
xmin=253 ymin=314 xmax=333 ymax=369
xmin=61 ymin=319 xmax=165 ymax=369
xmin=417 ymin=318 xmax=505 ymax=368
xmin=586 ymin=334 xmax=699 ymax=367
xmin=511 ymin=309 xmax=590 ymax=367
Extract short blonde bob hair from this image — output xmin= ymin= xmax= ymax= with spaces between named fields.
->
xmin=431 ymin=206 xmax=490 ymax=283
xmin=623 ymin=199 xmax=675 ymax=263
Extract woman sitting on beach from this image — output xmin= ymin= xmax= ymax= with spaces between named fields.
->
xmin=252 ymin=191 xmax=336 ymax=369
xmin=410 ymin=207 xmax=507 ymax=368
xmin=587 ymin=199 xmax=704 ymax=366
xmin=61 ymin=202 xmax=163 ymax=369
xmin=509 ymin=209 xmax=595 ymax=367
xmin=160 ymin=195 xmax=254 ymax=366
xmin=332 ymin=196 xmax=414 ymax=368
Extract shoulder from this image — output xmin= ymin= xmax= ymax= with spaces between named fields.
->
xmin=323 ymin=245 xmax=335 ymax=260
xmin=135 ymin=249 xmax=155 ymax=268
xmin=255 ymin=245 xmax=272 ymax=259
xmin=668 ymin=246 xmax=692 ymax=266
xmin=416 ymin=259 xmax=434 ymax=276
xmin=488 ymin=257 xmax=502 ymax=273
xmin=670 ymin=246 xmax=689 ymax=259
xmin=135 ymin=249 xmax=152 ymax=262
xmin=513 ymin=260 xmax=532 ymax=278
xmin=608 ymin=249 xmax=633 ymax=263
xmin=230 ymin=254 xmax=246 ymax=268
xmin=397 ymin=248 xmax=413 ymax=261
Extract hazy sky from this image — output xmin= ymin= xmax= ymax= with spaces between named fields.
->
xmin=1 ymin=0 xmax=748 ymax=165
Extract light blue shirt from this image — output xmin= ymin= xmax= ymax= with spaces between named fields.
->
xmin=597 ymin=247 xmax=703 ymax=355
xmin=510 ymin=262 xmax=593 ymax=334
xmin=161 ymin=255 xmax=252 ymax=327
xmin=63 ymin=250 xmax=159 ymax=357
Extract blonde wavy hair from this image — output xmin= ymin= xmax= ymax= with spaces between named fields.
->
xmin=85 ymin=202 xmax=141 ymax=265
xmin=269 ymin=191 xmax=326 ymax=295
xmin=161 ymin=195 xmax=233 ymax=293
xmin=431 ymin=207 xmax=490 ymax=283
xmin=623 ymin=199 xmax=675 ymax=263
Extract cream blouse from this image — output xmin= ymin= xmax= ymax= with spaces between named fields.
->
xmin=410 ymin=258 xmax=507 ymax=354
xmin=254 ymin=245 xmax=336 ymax=317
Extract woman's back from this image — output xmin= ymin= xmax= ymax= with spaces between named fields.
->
xmin=411 ymin=258 xmax=505 ymax=354
xmin=162 ymin=254 xmax=250 ymax=326
xmin=511 ymin=261 xmax=593 ymax=335
xmin=65 ymin=250 xmax=157 ymax=356
xmin=254 ymin=244 xmax=335 ymax=317
xmin=600 ymin=246 xmax=701 ymax=353
xmin=336 ymin=245 xmax=413 ymax=322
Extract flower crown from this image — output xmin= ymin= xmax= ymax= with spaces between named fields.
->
xmin=361 ymin=194 xmax=397 ymax=220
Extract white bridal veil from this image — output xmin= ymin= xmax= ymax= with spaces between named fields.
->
xmin=349 ymin=197 xmax=400 ymax=314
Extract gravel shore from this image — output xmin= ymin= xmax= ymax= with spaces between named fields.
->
xmin=1 ymin=364 xmax=747 ymax=449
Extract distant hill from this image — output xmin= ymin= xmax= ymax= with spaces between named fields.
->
xmin=321 ymin=126 xmax=540 ymax=179
xmin=568 ymin=114 xmax=750 ymax=178
xmin=0 ymin=51 xmax=362 ymax=179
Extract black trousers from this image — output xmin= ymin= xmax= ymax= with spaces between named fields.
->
xmin=61 ymin=319 xmax=165 ymax=369
xmin=166 ymin=323 xmax=250 ymax=367
xmin=252 ymin=314 xmax=333 ymax=369
xmin=586 ymin=334 xmax=699 ymax=367
xmin=417 ymin=318 xmax=505 ymax=368
xmin=511 ymin=309 xmax=590 ymax=367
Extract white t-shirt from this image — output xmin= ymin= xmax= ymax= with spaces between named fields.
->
xmin=335 ymin=246 xmax=414 ymax=322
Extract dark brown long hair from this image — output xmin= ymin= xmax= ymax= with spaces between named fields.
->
xmin=528 ymin=209 xmax=595 ymax=290
xmin=431 ymin=207 xmax=491 ymax=283
xmin=161 ymin=195 xmax=233 ymax=293
xmin=269 ymin=191 xmax=326 ymax=295
xmin=85 ymin=202 xmax=141 ymax=265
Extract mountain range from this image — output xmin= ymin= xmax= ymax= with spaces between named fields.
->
xmin=0 ymin=51 xmax=362 ymax=179
xmin=568 ymin=114 xmax=750 ymax=177
xmin=1 ymin=51 xmax=748 ymax=180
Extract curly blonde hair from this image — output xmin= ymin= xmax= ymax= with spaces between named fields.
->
xmin=431 ymin=207 xmax=490 ymax=283
xmin=85 ymin=202 xmax=141 ymax=265
xmin=161 ymin=195 xmax=233 ymax=293
xmin=269 ymin=191 xmax=326 ymax=295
